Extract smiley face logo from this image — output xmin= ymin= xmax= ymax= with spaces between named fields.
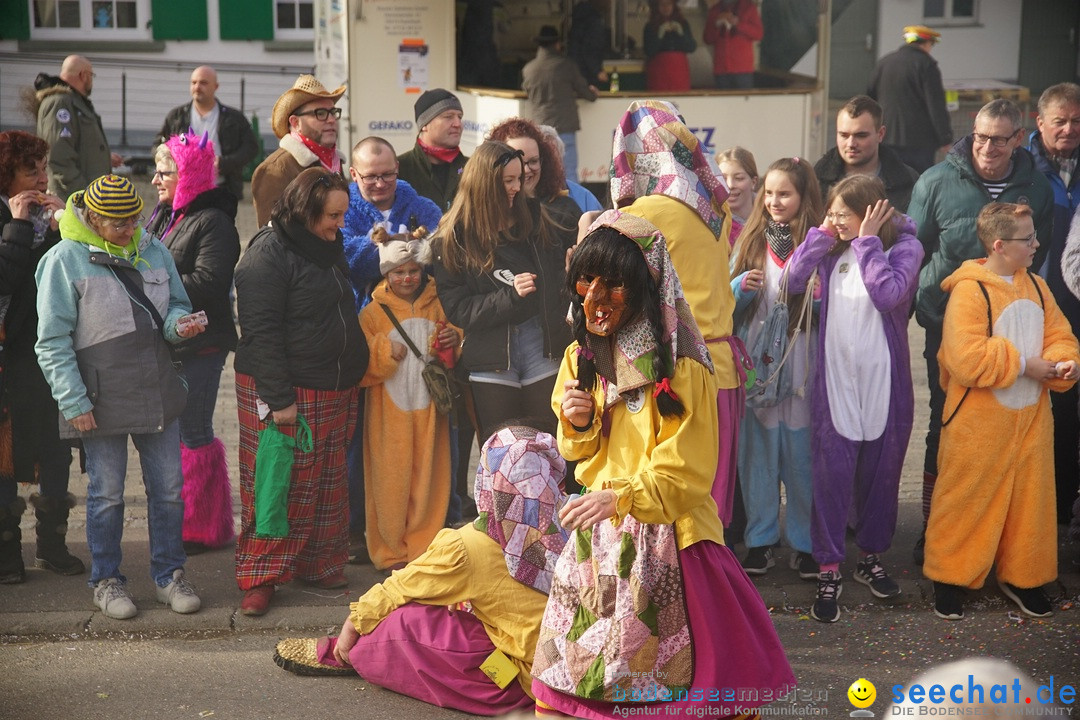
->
xmin=848 ymin=678 xmax=876 ymax=709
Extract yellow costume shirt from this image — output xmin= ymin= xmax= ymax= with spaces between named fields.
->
xmin=552 ymin=343 xmax=725 ymax=549
xmin=349 ymin=525 xmax=549 ymax=697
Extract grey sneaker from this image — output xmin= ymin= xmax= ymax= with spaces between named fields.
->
xmin=94 ymin=578 xmax=137 ymax=619
xmin=741 ymin=546 xmax=775 ymax=575
xmin=156 ymin=569 xmax=202 ymax=614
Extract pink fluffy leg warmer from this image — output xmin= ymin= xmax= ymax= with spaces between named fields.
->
xmin=181 ymin=438 xmax=236 ymax=547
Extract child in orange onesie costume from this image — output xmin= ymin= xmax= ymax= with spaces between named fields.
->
xmin=359 ymin=226 xmax=460 ymax=570
xmin=926 ymin=202 xmax=1079 ymax=620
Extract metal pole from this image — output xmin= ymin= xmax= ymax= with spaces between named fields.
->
xmin=241 ymin=76 xmax=246 ymax=114
xmin=121 ymin=72 xmax=128 ymax=147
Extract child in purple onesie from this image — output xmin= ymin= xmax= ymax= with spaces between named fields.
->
xmin=786 ymin=175 xmax=923 ymax=623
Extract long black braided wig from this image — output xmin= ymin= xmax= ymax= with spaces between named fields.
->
xmin=566 ymin=226 xmax=686 ymax=418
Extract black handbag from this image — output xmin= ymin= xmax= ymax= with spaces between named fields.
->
xmin=379 ymin=303 xmax=457 ymax=414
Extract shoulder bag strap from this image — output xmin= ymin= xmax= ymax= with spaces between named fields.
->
xmin=941 ymin=281 xmax=992 ymax=427
xmin=1026 ymin=269 xmax=1045 ymax=308
xmin=108 ymin=265 xmax=167 ymax=340
xmin=379 ymin=303 xmax=424 ymax=359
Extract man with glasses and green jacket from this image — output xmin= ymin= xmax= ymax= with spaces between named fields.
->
xmin=908 ymin=98 xmax=1053 ymax=565
xmin=251 ymin=75 xmax=347 ymax=227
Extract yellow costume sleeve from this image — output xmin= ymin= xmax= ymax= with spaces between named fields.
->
xmin=358 ymin=300 xmax=401 ymax=387
xmin=1036 ymin=276 xmax=1080 ymax=394
xmin=940 ymin=279 xmax=1022 ymax=389
xmin=348 ymin=528 xmax=472 ymax=635
xmin=552 ymin=344 xmax=603 ymax=462
xmin=607 ymin=358 xmax=720 ymax=526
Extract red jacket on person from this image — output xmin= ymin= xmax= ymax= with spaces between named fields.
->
xmin=703 ymin=0 xmax=763 ymax=76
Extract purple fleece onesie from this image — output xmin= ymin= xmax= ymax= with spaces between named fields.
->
xmin=785 ymin=215 xmax=923 ymax=564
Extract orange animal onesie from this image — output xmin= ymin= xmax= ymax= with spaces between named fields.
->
xmin=359 ymin=278 xmax=458 ymax=570
xmin=925 ymin=259 xmax=1079 ymax=590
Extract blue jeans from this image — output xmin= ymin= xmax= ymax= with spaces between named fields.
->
xmin=559 ymin=132 xmax=578 ymax=183
xmin=178 ymin=349 xmax=228 ymax=448
xmin=83 ymin=421 xmax=186 ymax=587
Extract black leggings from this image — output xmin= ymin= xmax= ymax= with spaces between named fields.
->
xmin=470 ymin=376 xmax=559 ymax=440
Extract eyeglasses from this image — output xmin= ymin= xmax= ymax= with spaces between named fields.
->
xmin=825 ymin=211 xmax=852 ymax=222
xmin=523 ymin=157 xmax=542 ymax=171
xmin=107 ymin=215 xmax=143 ymax=231
xmin=152 ymin=170 xmax=177 ymax=180
xmin=493 ymin=148 xmax=525 ymax=169
xmin=1000 ymin=231 xmax=1038 ymax=247
xmin=294 ymin=107 xmax=342 ymax=122
xmin=972 ymin=130 xmax=1019 ymax=148
xmin=359 ymin=172 xmax=398 ymax=186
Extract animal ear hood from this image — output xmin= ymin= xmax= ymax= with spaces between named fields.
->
xmin=165 ymin=130 xmax=217 ymax=210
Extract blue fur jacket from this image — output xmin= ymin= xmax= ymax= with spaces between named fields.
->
xmin=341 ymin=178 xmax=442 ymax=310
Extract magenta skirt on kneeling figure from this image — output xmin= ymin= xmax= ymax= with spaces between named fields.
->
xmin=318 ymin=602 xmax=534 ymax=716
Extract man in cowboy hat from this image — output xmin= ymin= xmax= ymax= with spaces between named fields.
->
xmin=521 ymin=24 xmax=598 ymax=183
xmin=251 ymin=74 xmax=346 ymax=226
xmin=868 ymin=24 xmax=953 ymax=173
xmin=396 ymin=89 xmax=468 ymax=213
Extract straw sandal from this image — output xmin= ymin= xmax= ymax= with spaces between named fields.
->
xmin=272 ymin=638 xmax=354 ymax=677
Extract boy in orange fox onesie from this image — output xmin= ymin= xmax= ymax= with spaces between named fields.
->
xmin=926 ymin=202 xmax=1079 ymax=621
xmin=359 ymin=226 xmax=460 ymax=570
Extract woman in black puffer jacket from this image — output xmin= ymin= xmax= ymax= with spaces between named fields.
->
xmin=146 ymin=132 xmax=240 ymax=554
xmin=232 ymin=168 xmax=368 ymax=616
xmin=0 ymin=130 xmax=84 ymax=584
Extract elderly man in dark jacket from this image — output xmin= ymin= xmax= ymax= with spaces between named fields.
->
xmin=868 ymin=25 xmax=953 ymax=173
xmin=157 ymin=66 xmax=258 ymax=201
xmin=1026 ymin=82 xmax=1080 ymax=523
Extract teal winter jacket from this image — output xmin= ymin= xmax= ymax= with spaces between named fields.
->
xmin=35 ymin=200 xmax=192 ymax=439
xmin=910 ymin=135 xmax=1053 ymax=329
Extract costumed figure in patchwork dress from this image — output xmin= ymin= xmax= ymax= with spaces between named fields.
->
xmin=358 ymin=225 xmax=457 ymax=570
xmin=273 ymin=424 xmax=571 ymax=718
xmin=785 ymin=175 xmax=923 ymax=623
xmin=608 ymin=99 xmax=742 ymax=529
xmin=533 ymin=210 xmax=794 ymax=719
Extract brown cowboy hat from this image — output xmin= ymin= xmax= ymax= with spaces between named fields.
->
xmin=271 ymin=74 xmax=346 ymax=139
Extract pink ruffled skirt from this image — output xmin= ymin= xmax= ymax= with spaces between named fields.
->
xmin=533 ymin=540 xmax=795 ymax=719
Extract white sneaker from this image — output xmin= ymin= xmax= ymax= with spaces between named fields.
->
xmin=94 ymin=578 xmax=137 ymax=619
xmin=156 ymin=568 xmax=201 ymax=614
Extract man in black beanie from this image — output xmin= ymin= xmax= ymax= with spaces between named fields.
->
xmin=396 ymin=88 xmax=468 ymax=212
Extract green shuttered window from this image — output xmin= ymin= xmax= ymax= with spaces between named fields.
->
xmin=151 ymin=0 xmax=208 ymax=40
xmin=220 ymin=0 xmax=273 ymax=40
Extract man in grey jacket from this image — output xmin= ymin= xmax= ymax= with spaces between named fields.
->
xmin=521 ymin=25 xmax=597 ymax=183
xmin=33 ymin=55 xmax=121 ymax=200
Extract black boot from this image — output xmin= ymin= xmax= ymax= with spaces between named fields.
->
xmin=30 ymin=492 xmax=85 ymax=575
xmin=0 ymin=497 xmax=26 ymax=584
